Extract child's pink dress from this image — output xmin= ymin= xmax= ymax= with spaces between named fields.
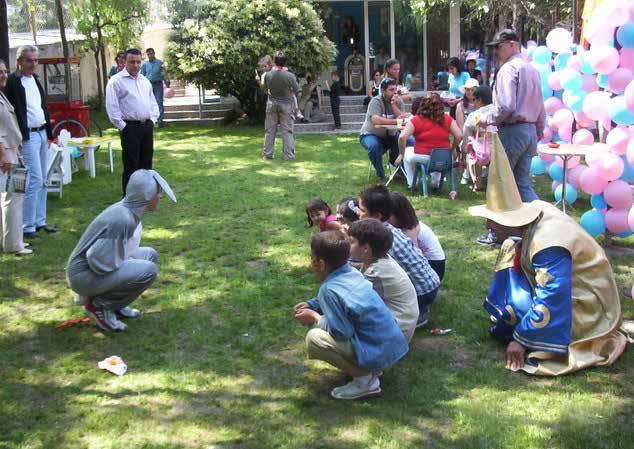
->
xmin=319 ymin=214 xmax=338 ymax=232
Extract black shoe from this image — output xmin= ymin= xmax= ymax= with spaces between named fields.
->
xmin=36 ymin=225 xmax=58 ymax=234
xmin=416 ymin=310 xmax=430 ymax=329
xmin=24 ymin=231 xmax=42 ymax=239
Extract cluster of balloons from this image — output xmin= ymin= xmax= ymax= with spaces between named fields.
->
xmin=525 ymin=0 xmax=634 ymax=239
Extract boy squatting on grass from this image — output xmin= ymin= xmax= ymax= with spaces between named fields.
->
xmin=294 ymin=231 xmax=409 ymax=400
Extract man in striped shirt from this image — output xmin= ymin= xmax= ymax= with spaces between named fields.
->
xmin=358 ymin=185 xmax=440 ymax=327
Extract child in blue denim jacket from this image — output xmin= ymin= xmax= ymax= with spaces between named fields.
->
xmin=294 ymin=231 xmax=408 ymax=400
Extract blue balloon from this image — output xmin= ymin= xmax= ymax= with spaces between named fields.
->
xmin=554 ymin=53 xmax=570 ymax=71
xmin=533 ymin=46 xmax=553 ymax=64
xmin=542 ymin=85 xmax=554 ymax=100
xmin=548 ymin=162 xmax=564 ymax=182
xmin=561 ymin=70 xmax=583 ymax=91
xmin=616 ymin=22 xmax=634 ymax=48
xmin=590 ymin=194 xmax=608 ymax=209
xmin=554 ymin=89 xmax=563 ymax=100
xmin=596 ymin=73 xmax=609 ymax=88
xmin=580 ymin=57 xmax=596 ymax=75
xmin=531 ymin=156 xmax=547 ymax=175
xmin=616 ymin=228 xmax=633 ymax=238
xmin=554 ymin=183 xmax=578 ymax=204
xmin=609 ymin=96 xmax=634 ymax=125
xmin=621 ymin=156 xmax=634 ymax=182
xmin=562 ymin=89 xmax=586 ymax=111
xmin=580 ymin=210 xmax=606 ymax=237
xmin=528 ymin=46 xmax=536 ymax=59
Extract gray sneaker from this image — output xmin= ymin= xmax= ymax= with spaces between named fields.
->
xmin=104 ymin=310 xmax=127 ymax=331
xmin=477 ymin=229 xmax=499 ymax=246
xmin=331 ymin=375 xmax=381 ymax=400
xmin=117 ymin=306 xmax=141 ymax=319
xmin=416 ymin=310 xmax=430 ymax=329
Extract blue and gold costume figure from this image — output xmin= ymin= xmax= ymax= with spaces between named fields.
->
xmin=470 ymin=134 xmax=627 ymax=376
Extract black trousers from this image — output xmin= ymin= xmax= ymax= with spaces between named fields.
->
xmin=331 ymin=99 xmax=341 ymax=128
xmin=120 ymin=121 xmax=154 ymax=194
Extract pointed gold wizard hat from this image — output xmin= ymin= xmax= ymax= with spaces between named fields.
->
xmin=468 ymin=133 xmax=542 ymax=227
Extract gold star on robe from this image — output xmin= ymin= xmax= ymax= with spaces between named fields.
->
xmin=535 ymin=267 xmax=555 ymax=288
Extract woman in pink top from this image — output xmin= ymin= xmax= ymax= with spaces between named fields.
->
xmin=305 ymin=198 xmax=343 ymax=232
xmin=396 ymin=95 xmax=463 ymax=194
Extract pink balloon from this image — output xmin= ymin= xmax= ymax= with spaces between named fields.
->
xmin=547 ymin=72 xmax=563 ymax=91
xmin=541 ymin=127 xmax=553 ymax=143
xmin=625 ymin=80 xmax=634 ymax=112
xmin=604 ymin=180 xmax=634 ymax=209
xmin=572 ymin=128 xmax=594 ymax=145
xmin=559 ymin=127 xmax=572 ymax=142
xmin=527 ymin=40 xmax=537 ymax=48
xmin=628 ymin=138 xmax=634 ymax=166
xmin=583 ymin=91 xmax=611 ymax=121
xmin=620 ymin=48 xmax=634 ymax=72
xmin=628 ymin=206 xmax=634 ymax=233
xmin=607 ymin=68 xmax=634 ymax=94
xmin=585 ymin=143 xmax=611 ymax=167
xmin=574 ymin=110 xmax=596 ymax=128
xmin=606 ymin=126 xmax=632 ymax=155
xmin=567 ymin=164 xmax=588 ymax=189
xmin=540 ymin=152 xmax=555 ymax=163
xmin=585 ymin=20 xmax=616 ymax=46
xmin=581 ymin=74 xmax=599 ymax=93
xmin=566 ymin=54 xmax=582 ymax=71
xmin=580 ymin=165 xmax=610 ymax=194
xmin=552 ymin=108 xmax=574 ymax=130
xmin=544 ymin=97 xmax=564 ymax=116
xmin=605 ymin=208 xmax=631 ymax=233
xmin=597 ymin=152 xmax=625 ymax=181
xmin=588 ymin=46 xmax=620 ymax=75
xmin=600 ymin=2 xmax=631 ymax=27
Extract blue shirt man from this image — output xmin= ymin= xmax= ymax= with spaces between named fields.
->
xmin=140 ymin=48 xmax=167 ymax=125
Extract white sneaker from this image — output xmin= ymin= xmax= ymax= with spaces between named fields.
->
xmin=117 ymin=306 xmax=141 ymax=319
xmin=15 ymin=248 xmax=33 ymax=256
xmin=431 ymin=172 xmax=442 ymax=188
xmin=331 ymin=375 xmax=381 ymax=400
xmin=103 ymin=310 xmax=127 ymax=331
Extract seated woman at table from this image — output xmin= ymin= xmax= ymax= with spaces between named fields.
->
xmin=395 ymin=95 xmax=462 ymax=193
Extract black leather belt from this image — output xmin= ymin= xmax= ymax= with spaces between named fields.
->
xmin=29 ymin=124 xmax=46 ymax=132
xmin=124 ymin=119 xmax=152 ymax=125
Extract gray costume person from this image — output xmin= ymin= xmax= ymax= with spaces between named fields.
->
xmin=263 ymin=69 xmax=299 ymax=160
xmin=65 ymin=170 xmax=176 ymax=329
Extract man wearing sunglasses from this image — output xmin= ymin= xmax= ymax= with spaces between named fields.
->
xmin=481 ymin=29 xmax=545 ymax=205
xmin=360 ymin=78 xmax=411 ymax=180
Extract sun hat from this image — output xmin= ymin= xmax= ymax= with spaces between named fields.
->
xmin=459 ymin=78 xmax=480 ymax=93
xmin=469 ymin=135 xmax=542 ymax=227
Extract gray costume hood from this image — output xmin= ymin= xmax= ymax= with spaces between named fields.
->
xmin=123 ymin=169 xmax=177 ymax=215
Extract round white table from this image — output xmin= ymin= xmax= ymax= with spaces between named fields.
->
xmin=538 ymin=143 xmax=593 ymax=214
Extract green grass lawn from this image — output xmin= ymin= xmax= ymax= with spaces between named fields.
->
xmin=1 ymin=124 xmax=633 ymax=449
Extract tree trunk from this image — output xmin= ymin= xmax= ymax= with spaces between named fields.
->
xmin=54 ymin=0 xmax=72 ymax=101
xmin=0 ymin=0 xmax=9 ymax=70
xmin=94 ymin=50 xmax=103 ymax=108
xmin=511 ymin=0 xmax=520 ymax=32
xmin=97 ymin=27 xmax=108 ymax=95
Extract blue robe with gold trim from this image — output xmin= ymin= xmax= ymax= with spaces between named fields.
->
xmin=485 ymin=246 xmax=573 ymax=356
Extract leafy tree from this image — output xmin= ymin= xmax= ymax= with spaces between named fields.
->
xmin=166 ymin=0 xmax=336 ymax=120
xmin=68 ymin=0 xmax=148 ymax=106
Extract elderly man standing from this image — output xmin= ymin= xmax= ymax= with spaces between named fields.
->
xmin=482 ymin=29 xmax=545 ymax=204
xmin=140 ymin=48 xmax=168 ymax=127
xmin=263 ymin=51 xmax=299 ymax=161
xmin=5 ymin=45 xmax=57 ymax=240
xmin=106 ymin=48 xmax=159 ymax=195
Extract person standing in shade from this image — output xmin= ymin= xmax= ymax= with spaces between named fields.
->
xmin=5 ymin=45 xmax=57 ymax=239
xmin=108 ymin=51 xmax=126 ymax=78
xmin=140 ymin=48 xmax=168 ymax=127
xmin=0 ymin=58 xmax=31 ymax=255
xmin=328 ymin=71 xmax=342 ymax=130
xmin=262 ymin=51 xmax=299 ymax=160
xmin=482 ymin=29 xmax=545 ymax=203
xmin=106 ymin=48 xmax=159 ymax=195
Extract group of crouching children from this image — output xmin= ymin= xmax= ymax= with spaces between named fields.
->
xmin=296 ymin=185 xmax=445 ymax=400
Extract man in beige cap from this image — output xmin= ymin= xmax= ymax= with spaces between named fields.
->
xmin=469 ymin=134 xmax=627 ymax=376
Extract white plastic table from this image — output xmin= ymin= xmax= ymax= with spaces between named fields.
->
xmin=68 ymin=139 xmax=114 ymax=178
xmin=538 ymin=143 xmax=591 ymax=214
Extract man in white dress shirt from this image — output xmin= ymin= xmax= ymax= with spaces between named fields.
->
xmin=106 ymin=48 xmax=159 ymax=194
